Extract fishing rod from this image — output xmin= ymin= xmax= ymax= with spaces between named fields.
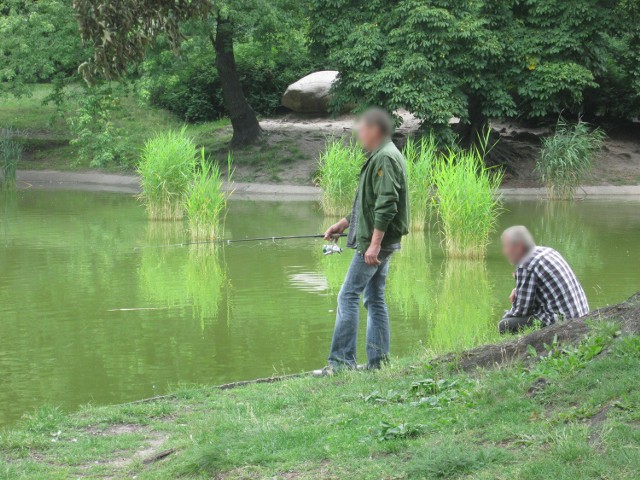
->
xmin=135 ymin=233 xmax=347 ymax=251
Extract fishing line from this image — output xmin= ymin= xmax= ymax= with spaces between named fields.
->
xmin=135 ymin=233 xmax=346 ymax=250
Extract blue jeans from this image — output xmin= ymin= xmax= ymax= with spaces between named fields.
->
xmin=328 ymin=249 xmax=394 ymax=369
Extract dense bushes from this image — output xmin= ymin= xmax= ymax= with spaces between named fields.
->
xmin=138 ymin=31 xmax=317 ymax=122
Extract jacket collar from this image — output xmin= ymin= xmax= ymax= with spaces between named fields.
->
xmin=361 ymin=138 xmax=392 ymax=172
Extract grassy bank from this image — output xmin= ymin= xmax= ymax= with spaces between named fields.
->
xmin=0 ymin=85 xmax=306 ymax=181
xmin=1 ymin=319 xmax=639 ymax=479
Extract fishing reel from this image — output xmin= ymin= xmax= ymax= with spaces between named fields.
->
xmin=323 ymin=240 xmax=343 ymax=256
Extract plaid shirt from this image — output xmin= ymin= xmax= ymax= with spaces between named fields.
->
xmin=506 ymin=246 xmax=589 ymax=325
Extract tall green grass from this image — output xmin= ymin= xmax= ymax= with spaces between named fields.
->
xmin=402 ymin=135 xmax=437 ymax=231
xmin=1 ymin=128 xmax=22 ymax=188
xmin=316 ymin=137 xmax=365 ymax=216
xmin=432 ymin=138 xmax=503 ymax=259
xmin=138 ymin=127 xmax=197 ymax=220
xmin=186 ymin=150 xmax=233 ymax=240
xmin=536 ymin=119 xmax=606 ymax=200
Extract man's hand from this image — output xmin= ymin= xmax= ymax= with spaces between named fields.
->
xmin=364 ymin=243 xmax=381 ymax=266
xmin=324 ymin=218 xmax=349 ymax=241
xmin=509 ymin=288 xmax=517 ymax=304
xmin=364 ymin=229 xmax=385 ymax=266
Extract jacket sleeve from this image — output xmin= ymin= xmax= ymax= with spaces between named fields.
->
xmin=372 ymin=156 xmax=401 ymax=232
xmin=506 ymin=267 xmax=537 ymax=317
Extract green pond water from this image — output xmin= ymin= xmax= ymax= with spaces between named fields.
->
xmin=1 ymin=189 xmax=639 ymax=426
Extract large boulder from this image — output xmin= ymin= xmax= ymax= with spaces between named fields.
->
xmin=282 ymin=71 xmax=339 ymax=113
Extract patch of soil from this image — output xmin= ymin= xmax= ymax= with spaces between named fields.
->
xmin=453 ymin=291 xmax=640 ymax=371
xmin=229 ymin=115 xmax=640 ymax=187
xmin=78 ymin=424 xmax=170 ymax=477
xmin=230 ymin=111 xmax=422 ymax=185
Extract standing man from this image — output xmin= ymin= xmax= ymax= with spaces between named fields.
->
xmin=314 ymin=108 xmax=409 ymax=375
xmin=499 ymin=226 xmax=589 ymax=334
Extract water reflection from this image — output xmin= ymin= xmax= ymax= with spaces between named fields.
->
xmin=139 ymin=224 xmax=229 ymax=327
xmin=428 ymin=259 xmax=498 ymax=352
xmin=526 ymin=201 xmax=602 ymax=272
xmin=1 ymin=189 xmax=17 ymax=244
xmin=387 ymin=232 xmax=435 ymax=319
xmin=316 ymin=218 xmax=352 ymax=293
xmin=185 ymin=245 xmax=229 ymax=328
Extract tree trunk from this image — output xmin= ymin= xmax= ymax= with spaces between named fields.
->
xmin=459 ymin=94 xmax=488 ymax=147
xmin=213 ymin=17 xmax=262 ymax=147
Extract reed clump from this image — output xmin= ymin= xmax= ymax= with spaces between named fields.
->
xmin=138 ymin=127 xmax=197 ymax=220
xmin=1 ymin=128 xmax=22 ymax=189
xmin=536 ymin=119 xmax=606 ymax=200
xmin=316 ymin=137 xmax=365 ymax=216
xmin=186 ymin=151 xmax=233 ymax=241
xmin=432 ymin=136 xmax=503 ymax=259
xmin=402 ymin=135 xmax=437 ymax=231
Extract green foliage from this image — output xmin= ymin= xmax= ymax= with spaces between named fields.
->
xmin=0 ymin=128 xmax=22 ymax=188
xmin=138 ymin=127 xmax=197 ymax=220
xmin=0 ymin=0 xmax=87 ymax=97
xmin=431 ymin=136 xmax=503 ymax=258
xmin=402 ymin=135 xmax=437 ymax=231
xmin=186 ymin=150 xmax=232 ymax=240
xmin=66 ymin=85 xmax=126 ymax=167
xmin=370 ymin=421 xmax=425 ymax=442
xmin=309 ymin=0 xmax=640 ymax=136
xmin=315 ymin=137 xmax=365 ymax=216
xmin=139 ymin=27 xmax=316 ymax=122
xmin=529 ymin=322 xmax=620 ymax=377
xmin=536 ymin=120 xmax=606 ymax=200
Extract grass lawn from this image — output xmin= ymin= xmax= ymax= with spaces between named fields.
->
xmin=1 ymin=321 xmax=639 ymax=479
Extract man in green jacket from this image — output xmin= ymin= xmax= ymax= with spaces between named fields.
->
xmin=315 ymin=108 xmax=409 ymax=375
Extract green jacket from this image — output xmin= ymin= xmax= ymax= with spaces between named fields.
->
xmin=347 ymin=139 xmax=409 ymax=252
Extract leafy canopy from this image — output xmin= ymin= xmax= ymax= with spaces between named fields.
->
xmin=309 ymin=0 xmax=640 ymax=134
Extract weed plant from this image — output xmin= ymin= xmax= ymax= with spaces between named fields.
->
xmin=316 ymin=137 xmax=364 ymax=216
xmin=1 ymin=128 xmax=22 ymax=188
xmin=186 ymin=151 xmax=232 ymax=241
xmin=536 ymin=119 xmax=606 ymax=200
xmin=402 ymin=135 xmax=437 ymax=231
xmin=138 ymin=127 xmax=197 ymax=220
xmin=432 ymin=135 xmax=503 ymax=259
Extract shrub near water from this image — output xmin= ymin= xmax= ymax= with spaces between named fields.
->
xmin=403 ymin=135 xmax=437 ymax=231
xmin=316 ymin=137 xmax=365 ymax=216
xmin=536 ymin=119 xmax=606 ymax=200
xmin=432 ymin=140 xmax=503 ymax=259
xmin=186 ymin=150 xmax=232 ymax=240
xmin=138 ymin=128 xmax=197 ymax=220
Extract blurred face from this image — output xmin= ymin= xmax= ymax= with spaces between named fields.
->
xmin=357 ymin=120 xmax=383 ymax=152
xmin=502 ymin=235 xmax=528 ymax=265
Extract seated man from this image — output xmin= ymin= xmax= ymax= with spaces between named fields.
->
xmin=499 ymin=226 xmax=589 ymax=334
